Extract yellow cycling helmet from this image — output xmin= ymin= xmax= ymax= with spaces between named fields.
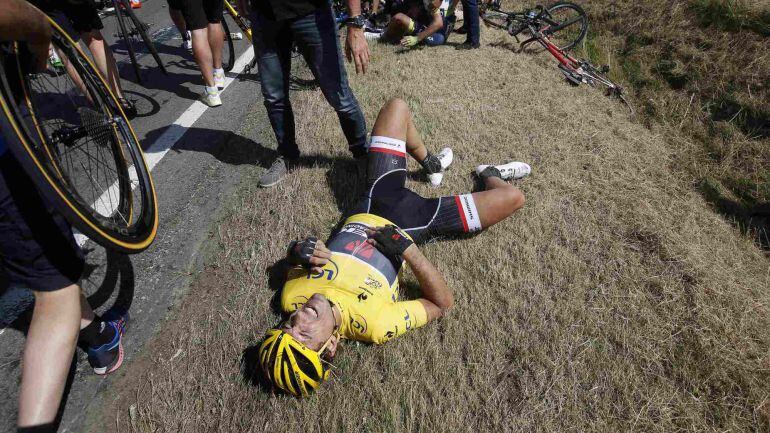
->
xmin=258 ymin=328 xmax=332 ymax=397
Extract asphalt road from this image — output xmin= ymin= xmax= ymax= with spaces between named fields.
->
xmin=0 ymin=1 xmax=274 ymax=431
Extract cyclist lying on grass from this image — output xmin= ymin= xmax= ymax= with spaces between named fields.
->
xmin=258 ymin=98 xmax=531 ymax=396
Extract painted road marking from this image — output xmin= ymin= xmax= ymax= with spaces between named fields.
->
xmin=74 ymin=47 xmax=255 ymax=247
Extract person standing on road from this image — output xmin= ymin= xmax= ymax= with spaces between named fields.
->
xmin=167 ymin=0 xmax=193 ymax=50
xmin=175 ymin=0 xmax=227 ymax=107
xmin=249 ymin=0 xmax=371 ymax=187
xmin=1 ymin=3 xmax=130 ymax=431
xmin=31 ymin=0 xmax=138 ymax=116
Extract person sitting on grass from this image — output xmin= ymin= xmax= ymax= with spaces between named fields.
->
xmin=257 ymin=98 xmax=531 ymax=396
xmin=380 ymin=0 xmax=450 ymax=48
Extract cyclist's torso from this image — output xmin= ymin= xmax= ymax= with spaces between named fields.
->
xmin=282 ymin=213 xmax=428 ymax=344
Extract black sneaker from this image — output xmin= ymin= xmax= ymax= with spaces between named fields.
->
xmin=456 ymin=42 xmax=480 ymax=50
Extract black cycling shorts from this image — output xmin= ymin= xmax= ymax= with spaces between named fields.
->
xmin=167 ymin=0 xmax=184 ymax=10
xmin=178 ymin=0 xmax=224 ymax=30
xmin=32 ymin=0 xmax=104 ymax=33
xmin=0 ymin=153 xmax=84 ymax=293
xmin=351 ymin=136 xmax=482 ymax=243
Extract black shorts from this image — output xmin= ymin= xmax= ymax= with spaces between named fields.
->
xmin=178 ymin=0 xmax=224 ymax=30
xmin=351 ymin=136 xmax=482 ymax=243
xmin=32 ymin=0 xmax=104 ymax=33
xmin=0 ymin=153 xmax=84 ymax=293
xmin=167 ymin=0 xmax=184 ymax=10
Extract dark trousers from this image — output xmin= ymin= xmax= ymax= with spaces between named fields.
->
xmin=461 ymin=0 xmax=480 ymax=45
xmin=251 ymin=7 xmax=367 ymax=159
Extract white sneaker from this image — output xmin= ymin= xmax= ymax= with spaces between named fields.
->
xmin=201 ymin=86 xmax=222 ymax=107
xmin=213 ymin=69 xmax=226 ymax=89
xmin=475 ymin=161 xmax=531 ymax=180
xmin=427 ymin=147 xmax=454 ymax=187
xmin=183 ymin=31 xmax=192 ymax=50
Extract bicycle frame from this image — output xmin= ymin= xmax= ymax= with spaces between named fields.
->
xmin=224 ymin=0 xmax=252 ymax=41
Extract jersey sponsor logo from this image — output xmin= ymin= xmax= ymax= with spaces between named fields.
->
xmin=305 ymin=259 xmax=339 ymax=281
xmin=364 ymin=276 xmax=382 ymax=290
xmin=339 ymin=222 xmax=369 ymax=238
xmin=350 ymin=314 xmax=368 ymax=334
xmin=404 ymin=310 xmax=412 ymax=331
xmin=288 ymin=295 xmax=310 ymax=311
xmin=384 ymin=325 xmax=399 ymax=341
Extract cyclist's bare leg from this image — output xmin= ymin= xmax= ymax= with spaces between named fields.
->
xmin=371 ymin=97 xmax=429 ymax=162
xmin=17 ymin=285 xmax=80 ymax=427
xmin=382 ymin=13 xmax=411 ymax=42
xmin=191 ymin=28 xmax=215 ymax=87
xmin=472 ymin=176 xmax=525 ymax=228
xmin=207 ymin=22 xmax=224 ymax=70
xmin=371 ymin=0 xmax=381 ymax=14
xmin=56 ymin=46 xmax=93 ymax=105
xmin=372 ymin=98 xmax=525 ymax=229
xmin=81 ymin=30 xmax=124 ymax=99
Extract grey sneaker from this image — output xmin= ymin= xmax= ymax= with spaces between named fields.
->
xmin=259 ymin=157 xmax=290 ymax=187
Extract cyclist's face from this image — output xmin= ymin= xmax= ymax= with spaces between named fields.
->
xmin=281 ymin=294 xmax=336 ymax=351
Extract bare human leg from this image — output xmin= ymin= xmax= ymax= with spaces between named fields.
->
xmin=168 ymin=7 xmax=187 ymax=36
xmin=371 ymin=97 xmax=429 ymax=161
xmin=207 ymin=22 xmax=224 ymax=70
xmin=191 ymin=27 xmax=215 ymax=87
xmin=81 ymin=30 xmax=124 ymax=99
xmin=17 ymin=284 xmax=80 ymax=428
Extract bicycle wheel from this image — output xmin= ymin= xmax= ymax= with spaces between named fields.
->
xmin=290 ymin=47 xmax=317 ymax=90
xmin=480 ymin=8 xmax=511 ymax=30
xmin=0 ymin=18 xmax=158 ymax=253
xmin=118 ymin=0 xmax=168 ymax=75
xmin=220 ymin=17 xmax=236 ymax=72
xmin=542 ymin=1 xmax=588 ymax=51
xmin=113 ymin=0 xmax=142 ymax=83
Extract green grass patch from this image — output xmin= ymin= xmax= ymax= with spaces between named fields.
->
xmin=690 ymin=0 xmax=770 ymax=35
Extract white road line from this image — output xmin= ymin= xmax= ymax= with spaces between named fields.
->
xmin=74 ymin=47 xmax=255 ymax=247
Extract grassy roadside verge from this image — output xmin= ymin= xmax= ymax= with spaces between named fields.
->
xmin=540 ymin=0 xmax=770 ymax=246
xmin=91 ymin=27 xmax=770 ymax=432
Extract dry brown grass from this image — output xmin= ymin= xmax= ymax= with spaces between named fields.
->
xmin=97 ymin=25 xmax=770 ymax=433
xmin=537 ymin=0 xmax=770 ymax=245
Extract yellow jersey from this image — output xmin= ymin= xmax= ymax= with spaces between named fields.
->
xmin=281 ymin=213 xmax=429 ymax=344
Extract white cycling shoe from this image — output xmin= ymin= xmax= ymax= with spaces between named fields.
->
xmin=427 ymin=147 xmax=454 ymax=187
xmin=475 ymin=161 xmax=531 ymax=180
xmin=201 ymin=86 xmax=222 ymax=107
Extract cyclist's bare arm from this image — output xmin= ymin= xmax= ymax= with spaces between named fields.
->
xmin=416 ymin=10 xmax=444 ymax=42
xmin=0 ymin=0 xmax=51 ymax=70
xmin=403 ymin=245 xmax=453 ymax=321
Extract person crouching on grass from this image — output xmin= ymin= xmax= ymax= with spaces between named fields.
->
xmin=256 ymin=98 xmax=531 ymax=396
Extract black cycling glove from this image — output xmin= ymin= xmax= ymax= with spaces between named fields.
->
xmin=287 ymin=236 xmax=318 ymax=267
xmin=369 ymin=225 xmax=413 ymax=261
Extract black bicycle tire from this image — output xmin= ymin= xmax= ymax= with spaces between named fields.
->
xmin=120 ymin=0 xmax=168 ymax=75
xmin=221 ymin=17 xmax=236 ymax=72
xmin=0 ymin=19 xmax=158 ymax=253
xmin=113 ymin=0 xmax=142 ymax=83
xmin=481 ymin=9 xmax=511 ymax=30
xmin=544 ymin=1 xmax=588 ymax=51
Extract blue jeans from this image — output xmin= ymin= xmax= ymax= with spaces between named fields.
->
xmin=251 ymin=6 xmax=367 ymax=159
xmin=460 ymin=0 xmax=480 ymax=45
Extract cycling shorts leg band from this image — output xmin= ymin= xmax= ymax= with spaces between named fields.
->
xmin=369 ymin=136 xmax=406 ymax=158
xmin=405 ymin=193 xmax=482 ymax=243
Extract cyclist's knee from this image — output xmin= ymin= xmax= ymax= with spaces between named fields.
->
xmin=392 ymin=13 xmax=411 ymax=28
xmin=382 ymin=97 xmax=409 ymax=116
xmin=505 ymin=187 xmax=525 ymax=213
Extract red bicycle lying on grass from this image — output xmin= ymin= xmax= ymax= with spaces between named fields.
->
xmin=481 ymin=1 xmax=632 ymax=113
